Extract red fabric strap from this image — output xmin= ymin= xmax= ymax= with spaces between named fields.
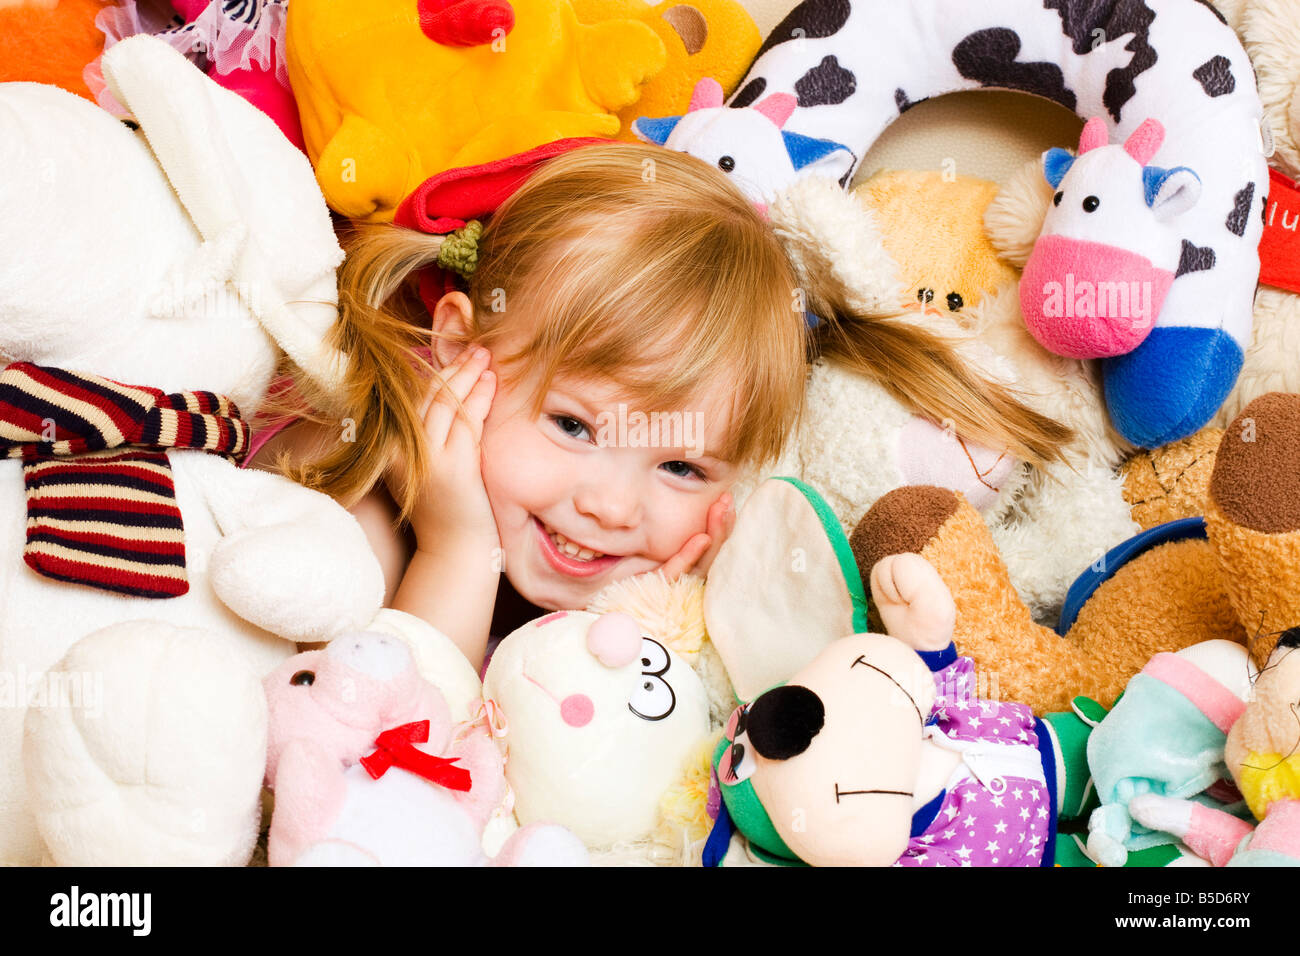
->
xmin=1260 ymin=167 xmax=1300 ymax=294
xmin=360 ymin=720 xmax=473 ymax=792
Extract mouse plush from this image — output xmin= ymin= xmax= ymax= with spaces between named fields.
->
xmin=709 ymin=551 xmax=1069 ymax=867
xmin=264 ymin=630 xmax=589 ymax=866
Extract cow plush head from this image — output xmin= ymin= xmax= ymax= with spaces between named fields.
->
xmin=1020 ymin=117 xmax=1201 ymax=359
xmin=632 ymin=77 xmax=856 ymax=211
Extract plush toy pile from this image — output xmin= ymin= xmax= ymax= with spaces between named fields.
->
xmin=5 ymin=0 xmax=1300 ymax=869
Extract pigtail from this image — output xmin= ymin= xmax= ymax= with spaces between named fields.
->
xmin=811 ymin=305 xmax=1074 ymax=469
xmin=279 ymin=223 xmax=449 ymax=521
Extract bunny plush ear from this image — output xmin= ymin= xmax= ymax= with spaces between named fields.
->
xmin=100 ymin=35 xmax=350 ymax=403
xmin=704 ymin=477 xmax=869 ymax=702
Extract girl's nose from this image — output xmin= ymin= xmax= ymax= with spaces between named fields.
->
xmin=573 ymin=473 xmax=642 ymax=531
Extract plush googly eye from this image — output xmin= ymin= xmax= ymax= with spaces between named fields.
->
xmin=946 ymin=292 xmax=964 ymax=312
xmin=718 ymin=155 xmax=736 ymax=172
xmin=1082 ymin=195 xmax=1100 ymax=213
xmin=718 ymin=731 xmax=757 ymax=785
xmin=290 ymin=670 xmax=315 ymax=686
xmin=629 ymin=674 xmax=676 ymax=721
xmin=628 ymin=638 xmax=675 ymax=721
xmin=638 ymin=637 xmax=670 ymax=675
xmin=1053 ymin=190 xmax=1063 ymax=206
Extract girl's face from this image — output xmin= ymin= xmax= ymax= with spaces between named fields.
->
xmin=479 ymin=353 xmax=737 ymax=611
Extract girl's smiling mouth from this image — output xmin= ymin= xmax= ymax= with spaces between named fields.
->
xmin=532 ymin=517 xmax=623 ymax=578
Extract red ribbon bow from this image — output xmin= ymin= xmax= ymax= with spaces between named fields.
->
xmin=359 ymin=720 xmax=473 ymax=792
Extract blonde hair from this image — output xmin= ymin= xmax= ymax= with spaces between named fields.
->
xmin=282 ymin=142 xmax=808 ymax=520
xmin=812 ymin=308 xmax=1073 ymax=467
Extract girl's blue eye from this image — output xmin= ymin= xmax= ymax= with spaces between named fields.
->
xmin=551 ymin=415 xmax=591 ymax=442
xmin=661 ymin=460 xmax=705 ymax=480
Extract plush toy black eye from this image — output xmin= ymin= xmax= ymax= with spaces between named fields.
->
xmin=291 ymin=670 xmax=315 ymax=686
xmin=917 ymin=288 xmax=935 ymax=305
xmin=747 ymin=685 xmax=825 ymax=760
xmin=1053 ymin=191 xmax=1063 ymax=206
xmin=1082 ymin=195 xmax=1100 ymax=212
xmin=1279 ymin=627 xmax=1300 ymax=649
xmin=946 ymin=292 xmax=964 ymax=312
xmin=718 ymin=155 xmax=736 ymax=172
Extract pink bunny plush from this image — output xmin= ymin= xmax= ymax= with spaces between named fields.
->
xmin=264 ymin=630 xmax=588 ymax=866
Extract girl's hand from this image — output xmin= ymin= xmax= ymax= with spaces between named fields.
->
xmin=386 ymin=345 xmax=499 ymax=551
xmin=658 ymin=491 xmax=734 ymax=581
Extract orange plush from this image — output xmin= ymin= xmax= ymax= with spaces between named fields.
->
xmin=852 ymin=393 xmax=1300 ymax=715
xmin=570 ymin=0 xmax=759 ymax=143
xmin=286 ymin=0 xmax=667 ymax=222
xmin=0 ymin=0 xmax=115 ymax=101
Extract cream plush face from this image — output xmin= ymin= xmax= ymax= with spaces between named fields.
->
xmin=482 ymin=610 xmax=710 ymax=847
xmin=740 ymin=633 xmax=937 ymax=867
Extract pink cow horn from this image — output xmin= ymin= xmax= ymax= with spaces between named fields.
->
xmin=689 ymin=77 xmax=724 ymax=112
xmin=754 ymin=92 xmax=797 ymax=129
xmin=1123 ymin=118 xmax=1165 ymax=166
xmin=1077 ymin=116 xmax=1109 ymax=154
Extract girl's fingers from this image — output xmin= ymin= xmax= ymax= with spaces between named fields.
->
xmin=446 ymin=370 xmax=496 ymax=452
xmin=694 ymin=492 xmax=733 ymax=577
xmin=659 ymin=532 xmax=711 ymax=582
xmin=418 ymin=343 xmax=475 ymax=418
xmin=425 ymin=347 xmax=491 ymax=445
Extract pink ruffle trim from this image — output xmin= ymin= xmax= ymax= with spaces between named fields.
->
xmin=84 ymin=0 xmax=288 ymax=116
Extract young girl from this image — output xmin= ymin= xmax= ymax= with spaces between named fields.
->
xmin=253 ymin=140 xmax=1070 ymax=670
xmin=252 ymin=141 xmax=805 ymax=668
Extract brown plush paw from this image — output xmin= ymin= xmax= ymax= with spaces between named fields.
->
xmin=849 ymin=485 xmax=960 ymax=584
xmin=1211 ymin=393 xmax=1300 ymax=534
xmin=1121 ymin=427 xmax=1222 ymax=530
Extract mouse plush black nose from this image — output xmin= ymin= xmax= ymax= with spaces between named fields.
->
xmin=746 ymin=685 xmax=825 ymax=760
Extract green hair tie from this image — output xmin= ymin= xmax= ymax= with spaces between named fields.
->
xmin=437 ymin=220 xmax=483 ymax=279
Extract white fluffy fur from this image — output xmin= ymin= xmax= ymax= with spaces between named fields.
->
xmin=1 ymin=38 xmax=385 ymax=865
xmin=746 ymin=177 xmax=1137 ymax=624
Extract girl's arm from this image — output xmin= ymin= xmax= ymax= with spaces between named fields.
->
xmin=387 ymin=346 xmax=500 ymax=669
xmin=392 ymin=530 xmax=499 ymax=671
xmin=248 ymin=347 xmax=499 ymax=667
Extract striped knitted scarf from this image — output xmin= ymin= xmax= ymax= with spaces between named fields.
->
xmin=0 ymin=363 xmax=250 ymax=598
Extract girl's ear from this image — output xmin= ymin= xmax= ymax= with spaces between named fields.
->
xmin=430 ymin=291 xmax=474 ymax=368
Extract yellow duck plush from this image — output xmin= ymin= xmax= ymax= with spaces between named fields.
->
xmin=286 ymin=0 xmax=667 ymax=221
xmin=570 ymin=0 xmax=760 ymax=142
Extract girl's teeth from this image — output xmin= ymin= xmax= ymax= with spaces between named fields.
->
xmin=550 ymin=530 xmax=604 ymax=560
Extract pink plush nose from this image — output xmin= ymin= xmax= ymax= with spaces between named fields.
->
xmin=1020 ymin=235 xmax=1174 ymax=358
xmin=587 ymin=612 xmax=641 ymax=668
xmin=560 ymin=694 xmax=594 ymax=727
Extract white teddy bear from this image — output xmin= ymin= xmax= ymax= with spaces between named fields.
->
xmin=0 ymin=36 xmax=386 ymax=865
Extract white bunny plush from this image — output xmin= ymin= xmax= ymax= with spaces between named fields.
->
xmin=0 ymin=36 xmax=384 ymax=865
